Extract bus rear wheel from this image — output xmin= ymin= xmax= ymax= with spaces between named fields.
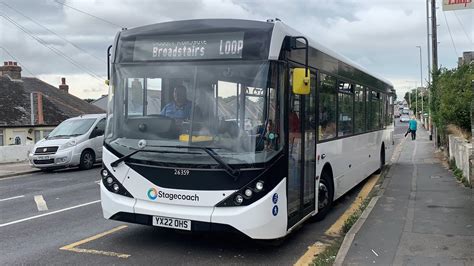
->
xmin=311 ymin=171 xmax=334 ymax=222
xmin=375 ymin=145 xmax=385 ymax=174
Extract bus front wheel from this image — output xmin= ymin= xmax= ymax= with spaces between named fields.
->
xmin=311 ymin=170 xmax=334 ymax=222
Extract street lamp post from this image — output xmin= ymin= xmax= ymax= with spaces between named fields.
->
xmin=416 ymin=45 xmax=423 ymax=119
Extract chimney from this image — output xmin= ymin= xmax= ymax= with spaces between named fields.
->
xmin=0 ymin=61 xmax=22 ymax=79
xmin=59 ymin=77 xmax=69 ymax=93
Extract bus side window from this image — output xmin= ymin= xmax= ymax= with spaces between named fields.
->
xmin=319 ymin=74 xmax=337 ymax=140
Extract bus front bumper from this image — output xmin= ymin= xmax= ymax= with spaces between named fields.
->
xmin=101 ymin=179 xmax=288 ymax=240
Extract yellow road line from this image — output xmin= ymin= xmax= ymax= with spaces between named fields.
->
xmin=324 ymin=174 xmax=379 ymax=237
xmin=60 ymin=225 xmax=130 ymax=259
xmin=294 ymin=174 xmax=380 ymax=266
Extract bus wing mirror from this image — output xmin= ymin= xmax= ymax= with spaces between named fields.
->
xmin=292 ymin=68 xmax=310 ymax=95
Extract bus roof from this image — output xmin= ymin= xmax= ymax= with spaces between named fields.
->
xmin=269 ymin=20 xmax=394 ymax=89
xmin=115 ymin=18 xmax=393 ymax=93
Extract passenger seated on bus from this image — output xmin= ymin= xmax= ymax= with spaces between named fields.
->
xmin=320 ymin=121 xmax=336 ymax=139
xmin=161 ymin=85 xmax=192 ymax=120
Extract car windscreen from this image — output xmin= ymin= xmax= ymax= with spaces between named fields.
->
xmin=47 ymin=118 xmax=96 ymax=139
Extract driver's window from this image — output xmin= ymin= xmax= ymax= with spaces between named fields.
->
xmin=146 ymin=78 xmax=162 ymax=115
xmin=216 ymin=80 xmax=240 ymax=137
xmin=127 ymin=78 xmax=144 ymax=116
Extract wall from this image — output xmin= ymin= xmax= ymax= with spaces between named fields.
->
xmin=2 ymin=126 xmax=55 ymax=145
xmin=0 ymin=144 xmax=34 ymax=163
xmin=448 ymin=135 xmax=473 ymax=185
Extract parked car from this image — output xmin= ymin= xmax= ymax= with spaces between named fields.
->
xmin=400 ymin=115 xmax=410 ymax=122
xmin=29 ymin=114 xmax=106 ymax=171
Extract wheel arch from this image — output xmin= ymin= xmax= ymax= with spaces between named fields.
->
xmin=320 ymin=162 xmax=335 ymax=199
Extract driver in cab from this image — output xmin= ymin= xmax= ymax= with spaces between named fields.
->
xmin=161 ymin=85 xmax=192 ymax=120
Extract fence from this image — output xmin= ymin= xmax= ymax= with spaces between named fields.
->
xmin=448 ymin=135 xmax=473 ymax=185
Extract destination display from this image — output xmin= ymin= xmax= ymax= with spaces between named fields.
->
xmin=133 ymin=32 xmax=245 ymax=61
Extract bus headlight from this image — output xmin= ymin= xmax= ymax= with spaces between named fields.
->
xmin=101 ymin=167 xmax=133 ymax=198
xmin=216 ymin=156 xmax=284 ymax=207
xmin=101 ymin=169 xmax=109 ymax=178
xmin=235 ymin=194 xmax=244 ymax=205
xmin=244 ymin=189 xmax=253 ymax=197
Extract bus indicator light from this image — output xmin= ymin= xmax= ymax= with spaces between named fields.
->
xmin=255 ymin=181 xmax=264 ymax=191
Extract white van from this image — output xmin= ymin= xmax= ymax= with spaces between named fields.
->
xmin=29 ymin=114 xmax=106 ymax=171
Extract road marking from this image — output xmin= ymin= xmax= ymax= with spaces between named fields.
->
xmin=0 ymin=195 xmax=25 ymax=202
xmin=60 ymin=225 xmax=130 ymax=259
xmin=294 ymin=174 xmax=380 ymax=266
xmin=324 ymin=174 xmax=379 ymax=237
xmin=34 ymin=195 xmax=48 ymax=211
xmin=0 ymin=200 xmax=100 ymax=228
xmin=371 ymin=249 xmax=379 ymax=257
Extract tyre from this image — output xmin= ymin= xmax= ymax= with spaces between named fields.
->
xmin=375 ymin=145 xmax=385 ymax=174
xmin=311 ymin=170 xmax=334 ymax=222
xmin=79 ymin=150 xmax=95 ymax=170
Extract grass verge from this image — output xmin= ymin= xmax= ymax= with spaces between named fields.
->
xmin=311 ymin=171 xmax=385 ymax=266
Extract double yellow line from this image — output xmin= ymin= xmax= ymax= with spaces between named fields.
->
xmin=294 ymin=174 xmax=380 ymax=266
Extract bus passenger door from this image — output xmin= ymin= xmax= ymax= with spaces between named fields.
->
xmin=287 ymin=70 xmax=316 ymax=228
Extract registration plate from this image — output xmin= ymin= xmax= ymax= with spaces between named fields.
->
xmin=152 ymin=216 xmax=191 ymax=231
xmin=37 ymin=156 xmax=50 ymax=160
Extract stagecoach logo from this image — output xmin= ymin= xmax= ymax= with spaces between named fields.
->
xmin=146 ymin=188 xmax=200 ymax=202
xmin=133 ymin=32 xmax=245 ymax=61
xmin=147 ymin=188 xmax=158 ymax=200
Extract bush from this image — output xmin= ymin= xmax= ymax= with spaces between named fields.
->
xmin=431 ymin=64 xmax=473 ymax=141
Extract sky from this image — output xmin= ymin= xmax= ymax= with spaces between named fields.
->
xmin=0 ymin=0 xmax=473 ymax=100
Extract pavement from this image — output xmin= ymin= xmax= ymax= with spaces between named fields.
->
xmin=0 ymin=161 xmax=40 ymax=178
xmin=341 ymin=124 xmax=474 ymax=265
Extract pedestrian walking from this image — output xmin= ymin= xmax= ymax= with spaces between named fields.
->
xmin=408 ymin=116 xmax=417 ymax=140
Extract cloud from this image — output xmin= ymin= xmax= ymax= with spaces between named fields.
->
xmin=1 ymin=0 xmax=473 ymax=100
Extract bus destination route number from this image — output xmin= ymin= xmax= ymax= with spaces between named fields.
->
xmin=153 ymin=216 xmax=191 ymax=231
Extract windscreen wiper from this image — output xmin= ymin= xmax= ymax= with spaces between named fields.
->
xmin=153 ymin=145 xmax=241 ymax=181
xmin=110 ymin=149 xmax=200 ymax=167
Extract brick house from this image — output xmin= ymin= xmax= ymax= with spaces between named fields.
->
xmin=0 ymin=61 xmax=105 ymax=146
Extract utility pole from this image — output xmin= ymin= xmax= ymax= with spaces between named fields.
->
xmin=426 ymin=0 xmax=431 ymax=84
xmin=417 ymin=46 xmax=423 ymax=120
xmin=431 ymin=0 xmax=438 ymax=143
xmin=431 ymin=0 xmax=438 ymax=71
